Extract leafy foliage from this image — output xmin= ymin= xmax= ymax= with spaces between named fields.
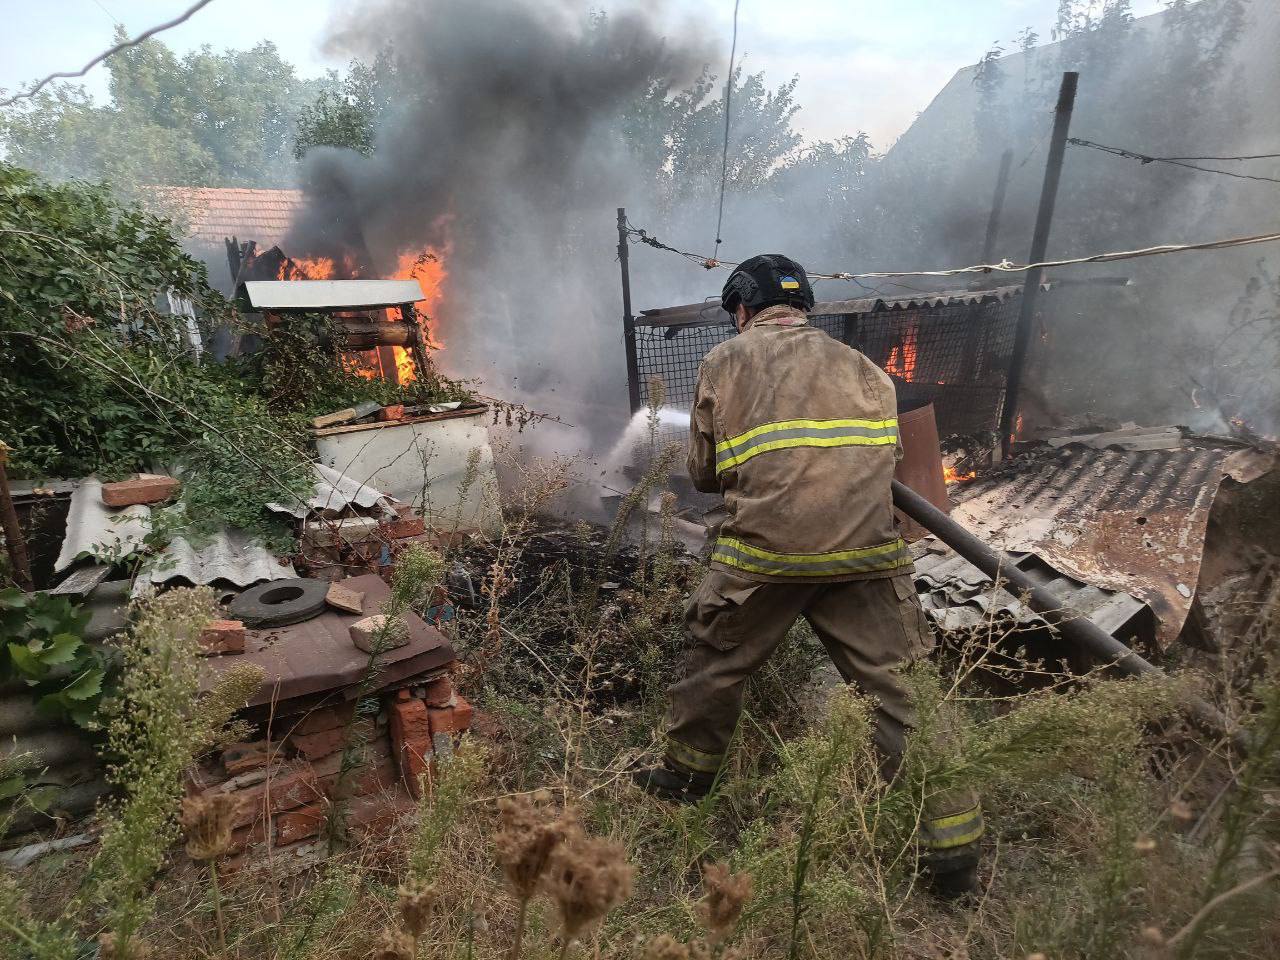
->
xmin=294 ymin=49 xmax=401 ymax=159
xmin=0 ymin=163 xmax=315 ymax=541
xmin=0 ymin=587 xmax=109 ymax=728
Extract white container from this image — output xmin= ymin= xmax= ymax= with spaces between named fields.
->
xmin=313 ymin=406 xmax=501 ymax=533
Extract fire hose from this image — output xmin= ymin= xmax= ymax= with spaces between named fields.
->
xmin=890 ymin=479 xmax=1251 ymax=755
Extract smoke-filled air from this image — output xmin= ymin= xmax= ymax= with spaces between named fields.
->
xmin=3 ymin=3 xmax=1280 ymax=958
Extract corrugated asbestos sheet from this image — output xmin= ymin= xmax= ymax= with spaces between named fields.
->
xmin=950 ymin=442 xmax=1271 ymax=648
xmin=912 ymin=539 xmax=1153 ymax=645
xmin=54 ymin=478 xmax=149 ymax=573
xmin=638 ymin=285 xmax=1028 ymax=329
xmin=268 ymin=463 xmax=397 ymax=519
xmin=55 ymin=478 xmax=291 ymax=596
xmin=132 ymin=530 xmax=293 ymax=598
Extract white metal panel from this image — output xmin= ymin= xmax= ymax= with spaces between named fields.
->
xmin=242 ymin=279 xmax=426 ymax=310
xmin=313 ymin=411 xmax=501 ymax=533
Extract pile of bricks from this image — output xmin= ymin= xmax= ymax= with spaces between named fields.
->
xmin=299 ymin=503 xmax=432 ymax=582
xmin=185 ymin=673 xmax=472 ymax=862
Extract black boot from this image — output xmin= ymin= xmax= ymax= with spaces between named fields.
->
xmin=926 ymin=861 xmax=980 ymax=900
xmin=630 ymin=764 xmax=713 ymax=804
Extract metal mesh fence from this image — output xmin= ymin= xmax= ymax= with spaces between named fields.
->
xmin=631 ymin=295 xmax=1021 ymax=440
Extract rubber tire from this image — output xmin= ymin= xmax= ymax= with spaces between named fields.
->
xmin=229 ymin=578 xmax=330 ymax=628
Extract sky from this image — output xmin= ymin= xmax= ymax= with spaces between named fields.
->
xmin=0 ymin=0 xmax=1168 ymax=150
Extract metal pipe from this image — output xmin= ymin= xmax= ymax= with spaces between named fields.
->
xmin=1000 ymin=72 xmax=1079 ymax=459
xmin=891 ymin=478 xmax=1248 ymax=752
xmin=617 ymin=207 xmax=642 ymax=415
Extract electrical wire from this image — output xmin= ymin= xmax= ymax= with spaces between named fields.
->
xmin=1068 ymin=137 xmax=1280 ymax=186
xmin=622 ymin=218 xmax=1280 ymax=280
xmin=0 ymin=0 xmax=218 ymax=108
xmin=712 ymin=0 xmax=742 ymax=262
xmin=1165 ymin=151 xmax=1280 ymax=162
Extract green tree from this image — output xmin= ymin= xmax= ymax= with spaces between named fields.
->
xmin=0 ymin=27 xmax=331 ymax=188
xmin=293 ymin=49 xmax=401 ymax=159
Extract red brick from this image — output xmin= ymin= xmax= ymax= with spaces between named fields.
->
xmin=379 ymin=404 xmax=406 ymax=422
xmin=427 ymin=706 xmax=463 ymax=737
xmin=452 ymin=695 xmax=474 ymax=733
xmin=199 ymin=619 xmax=245 ymax=656
xmin=422 ymin=675 xmax=454 ymax=708
xmin=101 ymin=474 xmax=180 ymax=508
xmin=290 ymin=726 xmax=349 ymax=761
xmin=223 ymin=764 xmax=320 ymax=830
xmin=225 ymin=817 xmax=270 ymax=856
xmin=222 ymin=740 xmax=271 ymax=775
xmin=275 ymin=803 xmax=328 ymax=845
xmin=383 ymin=516 xmax=426 ymax=539
xmin=389 ymin=698 xmax=433 ymax=797
xmin=286 ymin=702 xmax=356 ymax=737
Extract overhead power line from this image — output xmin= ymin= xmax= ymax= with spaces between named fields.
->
xmin=1068 ymin=137 xmax=1280 ymax=185
xmin=712 ymin=0 xmax=742 ymax=263
xmin=622 ymin=219 xmax=1280 ymax=281
xmin=0 ymin=0 xmax=218 ymax=108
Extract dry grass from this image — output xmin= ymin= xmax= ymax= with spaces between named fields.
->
xmin=3 ymin=435 xmax=1279 ymax=959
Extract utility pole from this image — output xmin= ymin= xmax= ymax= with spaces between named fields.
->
xmin=999 ymin=71 xmax=1078 ymax=459
xmin=617 ymin=207 xmax=641 ymax=414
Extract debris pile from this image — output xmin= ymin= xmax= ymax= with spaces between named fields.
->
xmin=185 ymin=574 xmax=469 ymax=863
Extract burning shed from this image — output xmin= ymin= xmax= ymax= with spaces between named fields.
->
xmin=627 ymin=285 xmax=1030 ymax=440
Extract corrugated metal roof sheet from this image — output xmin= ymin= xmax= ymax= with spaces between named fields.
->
xmin=268 ymin=463 xmax=397 ymax=520
xmin=153 ymin=187 xmax=303 ymax=248
xmin=241 ymin=279 xmax=426 ymax=311
xmin=637 ymin=285 xmax=1029 ymax=329
xmin=949 ymin=442 xmax=1270 ymax=648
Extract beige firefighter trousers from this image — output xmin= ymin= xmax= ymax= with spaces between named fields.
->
xmin=664 ymin=567 xmax=983 ymax=866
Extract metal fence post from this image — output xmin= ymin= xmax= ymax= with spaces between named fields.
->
xmin=999 ymin=71 xmax=1079 ymax=458
xmin=617 ymin=207 xmax=642 ymax=414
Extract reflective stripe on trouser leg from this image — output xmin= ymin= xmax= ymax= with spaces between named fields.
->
xmin=921 ymin=802 xmax=985 ymax=850
xmin=664 ymin=736 xmax=724 ymax=778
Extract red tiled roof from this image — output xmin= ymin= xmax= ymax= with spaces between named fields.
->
xmin=153 ymin=187 xmax=305 ymax=248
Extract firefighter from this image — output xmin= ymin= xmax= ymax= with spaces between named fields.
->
xmin=631 ymin=254 xmax=983 ymax=897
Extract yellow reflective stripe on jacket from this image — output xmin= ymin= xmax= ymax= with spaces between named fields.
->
xmin=713 ymin=536 xmax=911 ymax=578
xmin=715 ymin=417 xmax=898 ymax=474
xmin=921 ymin=804 xmax=985 ymax=850
xmin=665 ymin=736 xmax=724 ymax=775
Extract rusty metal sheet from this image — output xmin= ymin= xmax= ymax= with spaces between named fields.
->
xmin=912 ymin=539 xmax=1152 ymax=644
xmin=950 ymin=443 xmax=1266 ymax=648
xmin=199 ymin=574 xmax=454 ymax=708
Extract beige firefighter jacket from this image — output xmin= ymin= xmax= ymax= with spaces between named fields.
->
xmin=688 ymin=304 xmax=909 ymax=583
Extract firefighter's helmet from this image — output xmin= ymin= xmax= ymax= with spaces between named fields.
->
xmin=720 ymin=254 xmax=815 ymax=315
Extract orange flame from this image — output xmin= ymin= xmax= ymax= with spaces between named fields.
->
xmin=389 ymin=245 xmax=449 ymax=382
xmin=943 ymin=465 xmax=976 ymax=484
xmin=885 ymin=325 xmax=918 ymax=381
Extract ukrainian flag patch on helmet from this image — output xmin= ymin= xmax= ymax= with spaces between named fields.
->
xmin=780 ymin=276 xmax=801 ymax=289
